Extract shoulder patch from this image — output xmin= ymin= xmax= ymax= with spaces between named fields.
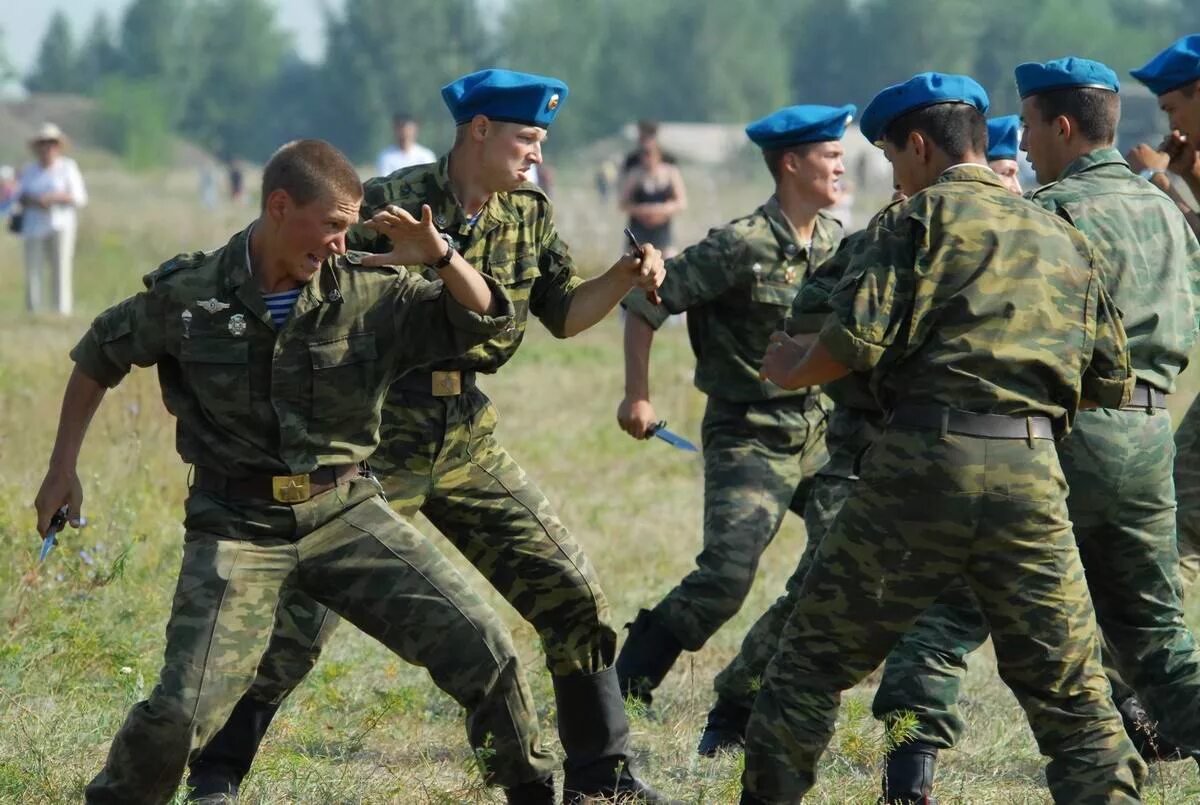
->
xmin=143 ymin=250 xmax=207 ymax=288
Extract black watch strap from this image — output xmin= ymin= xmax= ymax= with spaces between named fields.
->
xmin=430 ymin=234 xmax=456 ymax=269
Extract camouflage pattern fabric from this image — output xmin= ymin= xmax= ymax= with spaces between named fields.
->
xmin=617 ymin=197 xmax=839 ymax=651
xmin=622 ymin=196 xmax=843 ymax=402
xmin=650 ymin=396 xmax=829 ymax=651
xmin=86 ymin=480 xmax=555 ymax=804
xmin=741 ymin=165 xmax=1142 ymax=802
xmin=1176 ymin=397 xmax=1200 ymax=588
xmin=69 ymin=225 xmax=514 ymax=475
xmin=874 ymin=151 xmax=1200 ymax=754
xmin=351 ymin=155 xmax=584 ymax=368
xmin=742 ymin=432 xmax=1145 ymax=803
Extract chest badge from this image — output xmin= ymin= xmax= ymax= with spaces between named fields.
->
xmin=228 ymin=313 xmax=247 ymax=337
xmin=785 ymin=266 xmax=798 ymax=283
xmin=197 ymin=298 xmax=230 ymax=314
xmin=180 ymin=309 xmax=192 ymax=338
xmin=751 ymin=263 xmax=763 ymax=278
xmin=784 ymin=243 xmax=798 ymax=258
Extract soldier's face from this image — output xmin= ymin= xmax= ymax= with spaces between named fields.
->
xmin=1020 ymin=97 xmax=1064 ymax=184
xmin=989 ymin=159 xmax=1022 ymax=194
xmin=1159 ymin=83 xmax=1200 ymax=141
xmin=270 ymin=190 xmax=361 ymax=281
xmin=482 ymin=121 xmax=546 ymax=190
xmin=789 ymin=141 xmax=845 ymax=207
xmin=882 ymin=140 xmax=923 ymax=197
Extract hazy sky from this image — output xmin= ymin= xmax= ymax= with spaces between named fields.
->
xmin=5 ymin=0 xmax=345 ymax=73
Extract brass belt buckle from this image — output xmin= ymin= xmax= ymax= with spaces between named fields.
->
xmin=431 ymin=369 xmax=462 ymax=397
xmin=272 ymin=473 xmax=311 ymax=503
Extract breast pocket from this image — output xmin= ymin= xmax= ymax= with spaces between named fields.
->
xmin=309 ymin=331 xmax=378 ymax=417
xmin=180 ymin=338 xmax=250 ymax=408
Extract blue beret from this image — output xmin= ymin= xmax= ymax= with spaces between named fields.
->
xmin=986 ymin=115 xmax=1021 ymax=161
xmin=860 ymin=72 xmax=990 ymax=145
xmin=1014 ymin=57 xmax=1119 ymax=99
xmin=745 ymin=104 xmax=857 ymax=149
xmin=441 ymin=68 xmax=568 ymax=128
xmin=1131 ymin=35 xmax=1200 ymax=96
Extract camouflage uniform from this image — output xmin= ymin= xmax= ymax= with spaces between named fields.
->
xmin=872 ymin=149 xmax=1200 ymax=759
xmin=619 ymin=198 xmax=839 ymax=656
xmin=1176 ymin=401 xmax=1200 ymax=587
xmin=73 ymin=227 xmax=556 ymax=804
xmin=741 ymin=165 xmax=1146 ymax=803
xmin=193 ymin=157 xmax=661 ymax=800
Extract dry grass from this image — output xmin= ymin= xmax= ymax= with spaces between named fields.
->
xmin=1 ymin=155 xmax=1199 ymax=803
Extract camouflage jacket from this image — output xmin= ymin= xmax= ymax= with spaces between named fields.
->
xmin=1028 ymin=147 xmax=1200 ymax=393
xmin=821 ymin=165 xmax=1134 ymax=427
xmin=349 ymin=155 xmax=582 ymax=374
xmin=622 ymin=197 xmax=843 ymax=402
xmin=70 ymin=225 xmax=513 ymax=476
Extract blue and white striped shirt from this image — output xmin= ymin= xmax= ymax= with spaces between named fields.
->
xmin=262 ymin=288 xmax=303 ymax=328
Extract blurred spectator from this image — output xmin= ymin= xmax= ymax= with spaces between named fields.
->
xmin=620 ymin=119 xmax=678 ymax=178
xmin=377 ymin=112 xmax=436 ymax=177
xmin=19 ymin=123 xmax=87 ymax=315
xmin=595 ymin=159 xmax=619 ymax=199
xmin=226 ymin=155 xmax=245 ymax=203
xmin=620 ymin=138 xmax=687 ymax=257
xmin=0 ymin=165 xmax=17 ymax=217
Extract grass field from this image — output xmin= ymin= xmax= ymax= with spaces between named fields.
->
xmin=3 ymin=159 xmax=1200 ymax=804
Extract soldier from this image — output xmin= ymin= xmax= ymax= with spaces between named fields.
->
xmin=739 ymin=72 xmax=1146 ymax=804
xmin=33 ymin=139 xmax=559 ymax=804
xmin=188 ymin=70 xmax=674 ymax=804
xmin=1130 ymin=37 xmax=1200 ymax=600
xmin=613 ymin=104 xmax=852 ymax=706
xmin=986 ymin=114 xmax=1023 ymax=193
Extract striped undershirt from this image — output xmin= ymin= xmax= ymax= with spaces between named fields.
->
xmin=262 ymin=288 xmax=303 ymax=328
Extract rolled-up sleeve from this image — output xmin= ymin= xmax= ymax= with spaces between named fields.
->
xmin=621 ymin=227 xmax=743 ymax=330
xmin=70 ymin=291 xmax=167 ymax=387
xmin=818 ymin=221 xmax=915 ymax=372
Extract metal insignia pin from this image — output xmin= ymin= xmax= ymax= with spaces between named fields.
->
xmin=227 ymin=313 xmax=247 ymax=337
xmin=197 ymin=298 xmax=230 ymax=314
xmin=435 ymin=214 xmax=447 ymax=227
xmin=328 ymin=289 xmax=342 ymax=302
xmin=180 ymin=309 xmax=192 ymax=338
xmin=785 ymin=266 xmax=797 ymax=282
xmin=751 ymin=263 xmax=763 ymax=276
xmin=784 ymin=243 xmax=798 ymax=257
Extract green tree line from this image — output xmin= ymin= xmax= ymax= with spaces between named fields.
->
xmin=22 ymin=0 xmax=1200 ymax=166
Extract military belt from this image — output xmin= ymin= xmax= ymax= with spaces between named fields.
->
xmin=1122 ymin=381 xmax=1168 ymax=411
xmin=393 ymin=369 xmax=477 ymax=397
xmin=192 ymin=464 xmax=361 ymax=504
xmin=887 ymin=404 xmax=1055 ymax=440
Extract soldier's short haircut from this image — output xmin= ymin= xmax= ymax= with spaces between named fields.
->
xmin=883 ymin=103 xmax=987 ymax=160
xmin=762 ymin=143 xmax=817 ymax=181
xmin=261 ymin=139 xmax=362 ymax=210
xmin=1032 ymin=88 xmax=1120 ymax=144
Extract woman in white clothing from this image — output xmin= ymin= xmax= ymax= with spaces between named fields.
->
xmin=19 ymin=123 xmax=88 ymax=315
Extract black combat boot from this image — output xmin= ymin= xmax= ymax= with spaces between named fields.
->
xmin=1118 ymin=695 xmax=1185 ymax=762
xmin=186 ymin=697 xmax=281 ymax=802
xmin=555 ymin=668 xmax=681 ymax=804
xmin=614 ymin=609 xmax=684 ymax=707
xmin=697 ymin=698 xmax=750 ymax=757
xmin=881 ymin=740 xmax=939 ymax=805
xmin=505 ymin=774 xmax=556 ymax=805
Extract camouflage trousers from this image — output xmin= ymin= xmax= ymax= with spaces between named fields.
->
xmin=225 ymin=385 xmax=615 ymax=736
xmin=874 ymin=408 xmax=1200 ymax=756
xmin=84 ymin=477 xmax=554 ymax=805
xmin=712 ymin=406 xmax=878 ymax=708
xmin=650 ymin=394 xmax=829 ymax=651
xmin=1174 ymin=395 xmax=1200 ymax=589
xmin=741 ymin=428 xmax=1146 ymax=804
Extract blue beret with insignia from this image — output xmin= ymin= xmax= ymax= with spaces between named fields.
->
xmin=1014 ymin=57 xmax=1119 ymax=99
xmin=986 ymin=115 xmax=1021 ymax=161
xmin=745 ymin=104 xmax=857 ymax=149
xmin=441 ymin=68 xmax=568 ymax=128
xmin=860 ymin=72 xmax=990 ymax=146
xmin=1131 ymin=35 xmax=1200 ymax=96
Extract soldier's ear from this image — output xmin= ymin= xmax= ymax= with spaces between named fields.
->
xmin=470 ymin=115 xmax=490 ymax=143
xmin=264 ymin=189 xmax=290 ymax=222
xmin=1056 ymin=115 xmax=1072 ymax=141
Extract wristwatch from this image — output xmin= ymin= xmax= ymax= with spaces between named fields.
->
xmin=430 ymin=233 xmax=456 ymax=269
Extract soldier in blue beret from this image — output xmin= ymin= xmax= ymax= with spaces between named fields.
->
xmin=872 ymin=55 xmax=1200 ymax=800
xmin=188 ymin=68 xmax=677 ymax=805
xmin=614 ymin=104 xmax=852 ymax=715
xmin=738 ymin=72 xmax=1146 ymax=804
xmin=986 ymin=115 xmax=1023 ymax=193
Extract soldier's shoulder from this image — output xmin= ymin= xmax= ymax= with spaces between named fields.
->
xmin=817 ymin=208 xmax=846 ymax=233
xmin=142 ymin=247 xmax=221 ymax=291
xmin=363 ymin=162 xmax=438 ymax=210
xmin=725 ymin=207 xmax=772 ymax=240
xmin=502 ymin=181 xmax=553 ymax=220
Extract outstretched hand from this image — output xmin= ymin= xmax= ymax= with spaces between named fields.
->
xmin=359 ymin=204 xmax=448 ymax=267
